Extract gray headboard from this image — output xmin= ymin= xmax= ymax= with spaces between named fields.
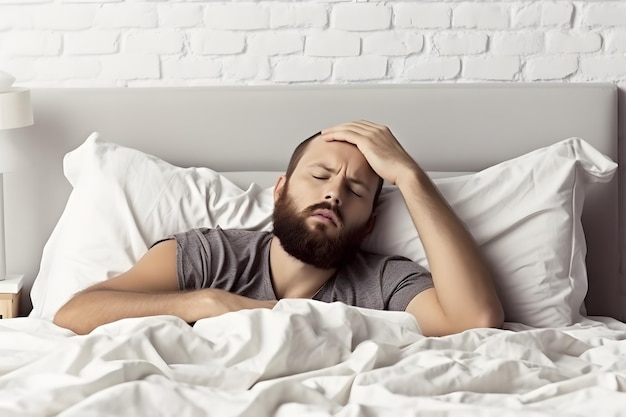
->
xmin=1 ymin=83 xmax=621 ymax=320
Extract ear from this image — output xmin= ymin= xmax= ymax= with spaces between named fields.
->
xmin=274 ymin=175 xmax=287 ymax=203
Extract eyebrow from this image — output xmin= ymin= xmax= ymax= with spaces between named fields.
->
xmin=310 ymin=163 xmax=372 ymax=192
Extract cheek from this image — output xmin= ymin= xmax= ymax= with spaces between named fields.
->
xmin=282 ymin=189 xmax=310 ymax=215
xmin=345 ymin=201 xmax=373 ymax=224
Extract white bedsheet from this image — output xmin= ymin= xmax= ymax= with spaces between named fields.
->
xmin=1 ymin=299 xmax=626 ymax=416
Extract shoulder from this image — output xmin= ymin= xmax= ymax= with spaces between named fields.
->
xmin=326 ymin=251 xmax=432 ymax=311
xmin=164 ymin=227 xmax=271 ymax=251
xmin=179 ymin=227 xmax=270 ymax=241
xmin=336 ymin=251 xmax=431 ymax=289
xmin=213 ymin=228 xmax=273 ymax=246
xmin=345 ymin=250 xmax=429 ymax=276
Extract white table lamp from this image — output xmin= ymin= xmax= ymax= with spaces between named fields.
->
xmin=0 ymin=72 xmax=34 ymax=280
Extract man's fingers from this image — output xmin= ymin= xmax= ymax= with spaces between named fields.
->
xmin=322 ymin=120 xmax=381 ymax=135
xmin=320 ymin=121 xmax=388 ymax=146
xmin=319 ymin=128 xmax=368 ymax=144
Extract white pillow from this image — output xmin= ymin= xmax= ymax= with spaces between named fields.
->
xmin=363 ymin=138 xmax=616 ymax=326
xmin=30 ymin=133 xmax=617 ymax=328
xmin=30 ymin=132 xmax=275 ymax=320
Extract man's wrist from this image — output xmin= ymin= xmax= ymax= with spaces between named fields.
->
xmin=176 ymin=289 xmax=219 ymax=323
xmin=180 ymin=289 xmax=276 ymax=323
xmin=395 ymin=164 xmax=430 ymax=193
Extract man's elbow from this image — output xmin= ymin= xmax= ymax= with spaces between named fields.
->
xmin=474 ymin=303 xmax=505 ymax=330
xmin=53 ymin=308 xmax=72 ymax=332
xmin=53 ymin=303 xmax=87 ymax=335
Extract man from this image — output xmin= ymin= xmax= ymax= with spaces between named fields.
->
xmin=54 ymin=121 xmax=504 ymax=336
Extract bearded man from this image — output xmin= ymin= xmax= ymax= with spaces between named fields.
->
xmin=54 ymin=121 xmax=504 ymax=336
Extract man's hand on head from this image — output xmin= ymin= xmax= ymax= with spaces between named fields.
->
xmin=319 ymin=120 xmax=420 ymax=187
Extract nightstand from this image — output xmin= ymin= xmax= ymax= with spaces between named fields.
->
xmin=0 ymin=274 xmax=23 ymax=319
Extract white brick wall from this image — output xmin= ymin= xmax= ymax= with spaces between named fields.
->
xmin=435 ymin=33 xmax=488 ymax=55
xmin=405 ymin=57 xmax=461 ymax=81
xmin=65 ymin=31 xmax=118 ymax=55
xmin=526 ymin=56 xmax=579 ymax=81
xmin=306 ymin=31 xmax=361 ymax=57
xmin=394 ymin=4 xmax=451 ymax=29
xmin=332 ymin=3 xmax=391 ymax=31
xmin=0 ymin=0 xmax=623 ymax=88
xmin=452 ymin=4 xmax=509 ymax=30
xmin=205 ymin=4 xmax=269 ymax=30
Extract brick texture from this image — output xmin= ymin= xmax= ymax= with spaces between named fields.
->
xmin=0 ymin=0 xmax=622 ymax=87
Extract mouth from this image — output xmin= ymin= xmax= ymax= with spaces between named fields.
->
xmin=311 ymin=208 xmax=339 ymax=227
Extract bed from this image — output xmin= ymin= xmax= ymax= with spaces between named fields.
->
xmin=1 ymin=83 xmax=625 ymax=415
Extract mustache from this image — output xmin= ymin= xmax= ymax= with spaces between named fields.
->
xmin=303 ymin=202 xmax=343 ymax=224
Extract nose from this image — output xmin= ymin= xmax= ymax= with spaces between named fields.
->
xmin=324 ymin=179 xmax=344 ymax=207
xmin=324 ymin=193 xmax=340 ymax=207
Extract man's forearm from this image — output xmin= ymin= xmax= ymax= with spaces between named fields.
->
xmin=53 ymin=290 xmax=200 ymax=335
xmin=53 ymin=289 xmax=276 ymax=335
xmin=398 ymin=168 xmax=504 ymax=329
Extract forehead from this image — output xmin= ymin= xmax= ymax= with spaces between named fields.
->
xmin=300 ymin=136 xmax=361 ymax=160
xmin=298 ymin=137 xmax=378 ymax=180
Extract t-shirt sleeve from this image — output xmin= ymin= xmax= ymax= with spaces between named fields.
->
xmin=382 ymin=257 xmax=434 ymax=311
xmin=155 ymin=227 xmax=274 ymax=297
xmin=169 ymin=228 xmax=213 ymax=291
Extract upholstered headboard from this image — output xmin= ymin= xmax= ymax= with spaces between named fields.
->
xmin=1 ymin=83 xmax=621 ymax=319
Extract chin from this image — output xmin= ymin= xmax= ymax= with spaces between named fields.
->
xmin=310 ymin=222 xmax=340 ymax=237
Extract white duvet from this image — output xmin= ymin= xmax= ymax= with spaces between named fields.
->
xmin=1 ymin=299 xmax=626 ymax=416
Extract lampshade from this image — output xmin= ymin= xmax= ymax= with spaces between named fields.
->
xmin=0 ymin=88 xmax=34 ymax=130
xmin=0 ymin=86 xmax=34 ymax=280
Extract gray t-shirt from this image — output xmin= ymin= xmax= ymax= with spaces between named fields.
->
xmin=168 ymin=227 xmax=433 ymax=312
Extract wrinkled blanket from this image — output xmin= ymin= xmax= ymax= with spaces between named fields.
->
xmin=1 ymin=299 xmax=626 ymax=416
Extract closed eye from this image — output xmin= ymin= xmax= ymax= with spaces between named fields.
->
xmin=349 ymin=188 xmax=363 ymax=198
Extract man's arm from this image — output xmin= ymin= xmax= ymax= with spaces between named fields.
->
xmin=53 ymin=240 xmax=276 ymax=335
xmin=320 ymin=121 xmax=504 ymax=337
xmin=399 ymin=169 xmax=503 ymax=336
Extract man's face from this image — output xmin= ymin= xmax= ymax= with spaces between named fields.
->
xmin=272 ymin=138 xmax=380 ymax=269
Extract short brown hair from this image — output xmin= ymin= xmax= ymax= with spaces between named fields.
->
xmin=286 ymin=131 xmax=385 ymax=209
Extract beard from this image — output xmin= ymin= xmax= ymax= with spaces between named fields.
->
xmin=272 ymin=184 xmax=372 ymax=270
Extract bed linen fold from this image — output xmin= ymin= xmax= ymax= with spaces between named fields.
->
xmin=1 ymin=299 xmax=626 ymax=416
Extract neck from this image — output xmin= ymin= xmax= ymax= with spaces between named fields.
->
xmin=269 ymin=236 xmax=336 ymax=299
